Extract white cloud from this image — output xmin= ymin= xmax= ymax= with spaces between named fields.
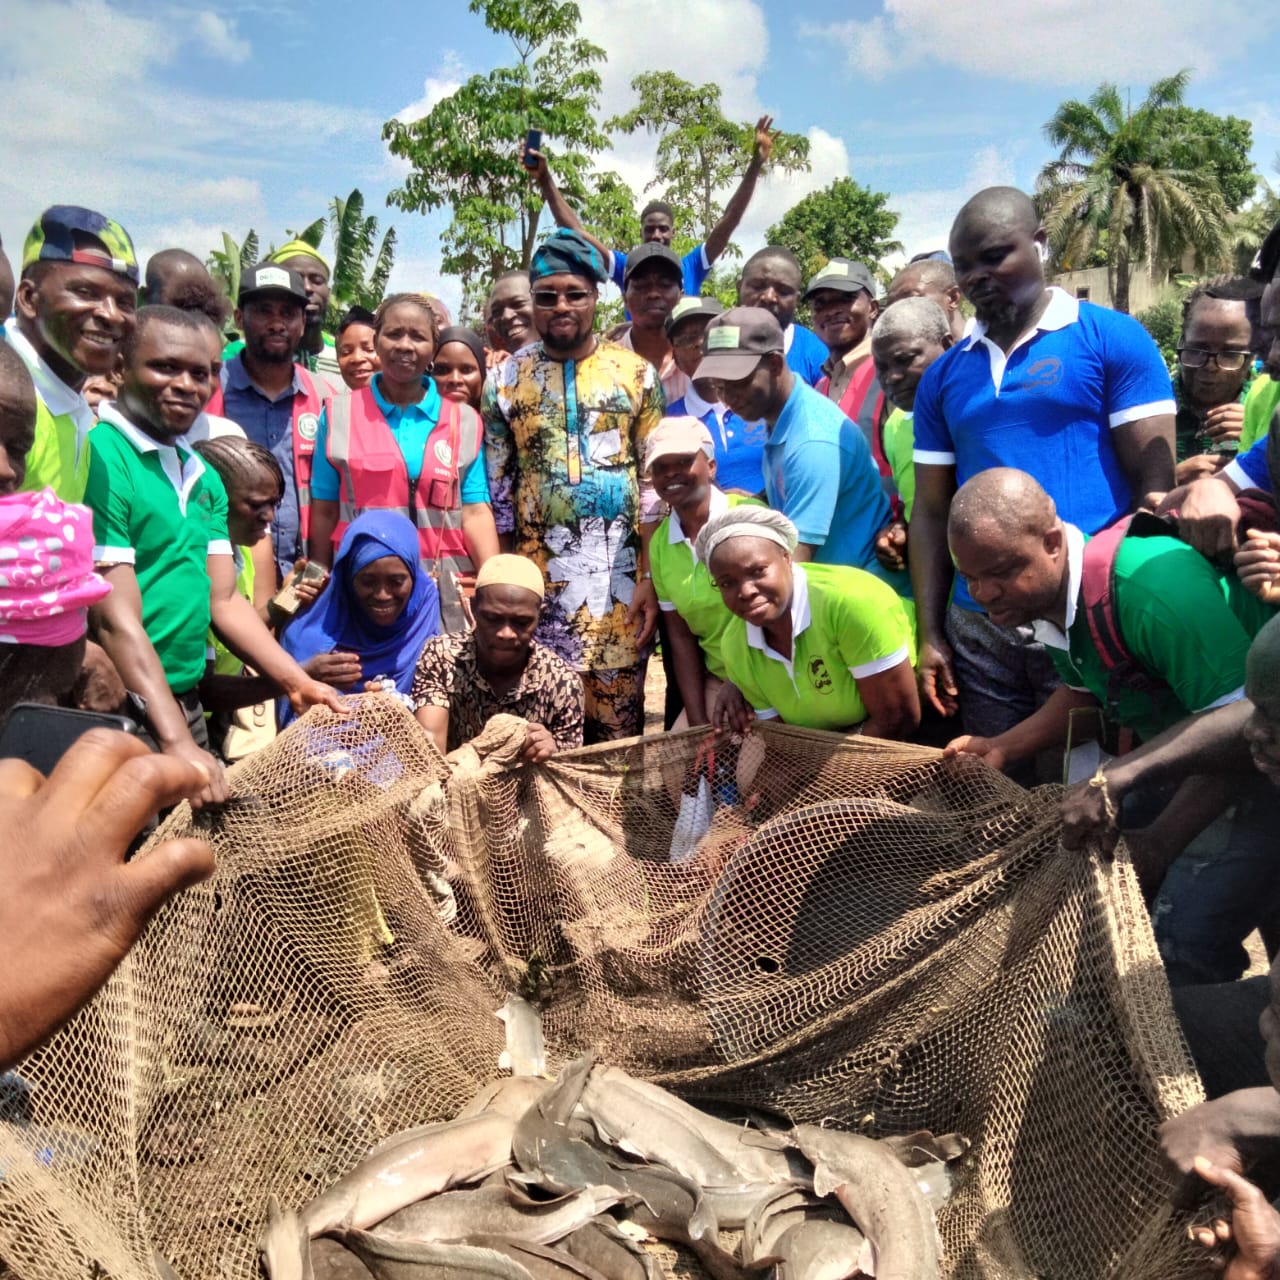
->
xmin=395 ymin=50 xmax=467 ymax=125
xmin=193 ymin=11 xmax=251 ymax=64
xmin=805 ymin=0 xmax=1250 ymax=85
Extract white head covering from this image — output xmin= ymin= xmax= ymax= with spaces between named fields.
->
xmin=694 ymin=506 xmax=799 ymax=567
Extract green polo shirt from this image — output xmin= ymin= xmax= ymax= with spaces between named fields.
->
xmin=652 ymin=490 xmax=761 ymax=679
xmin=1038 ymin=524 xmax=1274 ymax=743
xmin=883 ymin=407 xmax=915 ymax=521
xmin=719 ymin=561 xmax=915 ymax=731
xmin=85 ymin=406 xmax=232 ymax=694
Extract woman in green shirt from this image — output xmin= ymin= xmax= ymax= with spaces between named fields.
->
xmin=696 ymin=506 xmax=920 ymax=738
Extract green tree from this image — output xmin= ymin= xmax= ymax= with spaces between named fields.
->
xmin=606 ymin=71 xmax=810 ymax=244
xmin=1162 ymin=106 xmax=1256 ymax=213
xmin=326 ymin=189 xmax=397 ymax=323
xmin=765 ymin=178 xmax=903 ymax=281
xmin=206 ymin=229 xmax=259 ymax=311
xmin=1230 ymin=161 xmax=1280 ymax=275
xmin=382 ymin=0 xmax=606 ymax=311
xmin=1037 ymin=71 xmax=1232 ymax=313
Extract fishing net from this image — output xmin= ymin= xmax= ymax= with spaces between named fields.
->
xmin=0 ymin=695 xmax=1207 ymax=1279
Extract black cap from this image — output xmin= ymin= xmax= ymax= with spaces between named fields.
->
xmin=802 ymin=258 xmax=878 ymax=303
xmin=623 ymin=242 xmax=683 ymax=285
xmin=238 ymin=262 xmax=308 ymax=307
xmin=664 ymin=295 xmax=724 ymax=336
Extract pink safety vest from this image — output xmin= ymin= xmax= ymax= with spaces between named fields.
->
xmin=323 ymin=387 xmax=482 ymax=580
xmin=817 ymin=357 xmax=897 ymax=516
xmin=207 ymin=365 xmax=325 ymax=540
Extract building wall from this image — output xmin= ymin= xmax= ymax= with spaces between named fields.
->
xmin=1049 ymin=265 xmax=1168 ymax=313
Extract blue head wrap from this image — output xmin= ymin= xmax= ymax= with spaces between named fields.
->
xmin=528 ymin=229 xmax=608 ymax=284
xmin=280 ymin=511 xmax=440 ymax=725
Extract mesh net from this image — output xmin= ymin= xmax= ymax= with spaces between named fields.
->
xmin=0 ymin=696 xmax=1208 ymax=1279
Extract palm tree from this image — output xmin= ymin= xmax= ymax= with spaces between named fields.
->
xmin=327 ymin=189 xmax=397 ymax=324
xmin=206 ymin=229 xmax=259 ymax=313
xmin=1229 ymin=163 xmax=1280 ymax=275
xmin=1037 ymin=72 xmax=1231 ymax=313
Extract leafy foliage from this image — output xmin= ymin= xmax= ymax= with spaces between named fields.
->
xmin=606 ymin=71 xmax=810 ymax=244
xmin=765 ymin=178 xmax=903 ymax=281
xmin=206 ymin=229 xmax=259 ymax=310
xmin=382 ymin=0 xmax=607 ymax=310
xmin=1230 ymin=162 xmax=1280 ymax=275
xmin=1036 ymin=71 xmax=1233 ymax=313
xmin=326 ymin=188 xmax=397 ymax=324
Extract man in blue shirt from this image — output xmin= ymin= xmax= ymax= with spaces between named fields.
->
xmin=909 ymin=186 xmax=1176 ymax=749
xmin=694 ymin=306 xmax=901 ymax=589
xmin=215 ymin=265 xmax=327 ymax=582
xmin=530 ymin=118 xmax=777 ymax=298
xmin=664 ymin=296 xmax=767 ymax=494
xmin=736 ymin=247 xmax=828 ymax=386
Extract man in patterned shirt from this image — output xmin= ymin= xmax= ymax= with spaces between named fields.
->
xmin=483 ymin=230 xmax=666 ymax=742
xmin=412 ymin=554 xmax=584 ymax=759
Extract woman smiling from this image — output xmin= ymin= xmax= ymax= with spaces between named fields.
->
xmin=307 ymin=293 xmax=498 ymax=630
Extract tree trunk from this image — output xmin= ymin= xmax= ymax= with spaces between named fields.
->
xmin=1113 ymin=237 xmax=1132 ymax=314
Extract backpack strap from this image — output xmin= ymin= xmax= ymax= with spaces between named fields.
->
xmin=1080 ymin=516 xmax=1134 ymax=677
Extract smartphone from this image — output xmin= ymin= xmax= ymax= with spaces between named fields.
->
xmin=269 ymin=559 xmax=329 ymax=624
xmin=0 ymin=703 xmax=137 ymax=776
xmin=522 ymin=128 xmax=543 ymax=169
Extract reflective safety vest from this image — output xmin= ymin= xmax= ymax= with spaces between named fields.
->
xmin=818 ymin=358 xmax=896 ymax=516
xmin=323 ymin=387 xmax=482 ymax=579
xmin=206 ymin=365 xmax=325 ymax=540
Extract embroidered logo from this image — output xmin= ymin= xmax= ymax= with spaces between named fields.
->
xmin=808 ymin=656 xmax=834 ymax=693
xmin=297 ymin=413 xmax=319 ymax=442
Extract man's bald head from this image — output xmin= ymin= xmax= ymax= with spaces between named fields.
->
xmin=1248 ymin=615 xmax=1280 ymax=709
xmin=890 ymin=259 xmax=956 ymax=296
xmin=947 ymin=469 xmax=1067 ymax=628
xmin=952 ymin=187 xmax=1040 ymax=242
xmin=949 ymin=468 xmax=1058 ymax=543
xmin=0 ymin=342 xmax=38 ymax=493
xmin=143 ymin=250 xmax=229 ymax=327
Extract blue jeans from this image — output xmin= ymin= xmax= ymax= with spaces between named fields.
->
xmin=1144 ymin=774 xmax=1280 ymax=986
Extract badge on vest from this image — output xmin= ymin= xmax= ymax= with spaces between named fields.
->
xmin=434 ymin=439 xmax=454 ymax=467
xmin=298 ymin=413 xmax=320 ymax=442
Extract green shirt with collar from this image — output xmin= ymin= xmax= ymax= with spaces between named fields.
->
xmin=7 ymin=325 xmax=94 ymax=502
xmin=1038 ymin=523 xmax=1274 ymax=742
xmin=718 ymin=561 xmax=915 ymax=730
xmin=85 ymin=404 xmax=232 ymax=694
xmin=651 ymin=489 xmax=762 ymax=680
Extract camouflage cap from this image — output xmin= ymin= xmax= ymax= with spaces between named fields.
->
xmin=22 ymin=206 xmax=139 ymax=284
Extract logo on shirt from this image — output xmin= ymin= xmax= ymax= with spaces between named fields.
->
xmin=1012 ymin=356 xmax=1063 ymax=394
xmin=808 ymin=657 xmax=834 ymax=693
xmin=297 ymin=412 xmax=319 ymax=441
xmin=434 ymin=439 xmax=454 ymax=467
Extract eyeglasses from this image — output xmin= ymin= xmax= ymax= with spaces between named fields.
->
xmin=1178 ymin=347 xmax=1252 ymax=371
xmin=670 ymin=329 xmax=705 ymax=349
xmin=532 ymin=289 xmax=593 ymax=308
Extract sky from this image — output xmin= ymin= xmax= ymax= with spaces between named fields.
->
xmin=3 ymin=0 xmax=1279 ymax=318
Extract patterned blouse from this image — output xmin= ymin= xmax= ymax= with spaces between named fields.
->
xmin=410 ymin=631 xmax=585 ymax=753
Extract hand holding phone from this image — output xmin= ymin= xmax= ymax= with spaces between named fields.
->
xmin=522 ymin=128 xmax=543 ymax=170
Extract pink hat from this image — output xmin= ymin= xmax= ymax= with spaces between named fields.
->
xmin=644 ymin=415 xmax=716 ymax=475
xmin=0 ymin=488 xmax=111 ymax=647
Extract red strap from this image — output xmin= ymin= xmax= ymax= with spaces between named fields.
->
xmin=1080 ymin=516 xmax=1134 ymax=675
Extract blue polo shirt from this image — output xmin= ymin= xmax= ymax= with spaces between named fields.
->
xmin=785 ymin=323 xmax=829 ymax=387
xmin=1225 ymin=436 xmax=1271 ymax=494
xmin=912 ymin=287 xmax=1175 ymax=610
xmin=219 ymin=352 xmax=312 ymax=581
xmin=764 ymin=377 xmax=903 ymax=589
xmin=310 ymin=374 xmax=490 ymax=504
xmin=668 ymin=384 xmax=767 ymax=495
xmin=610 ymin=245 xmax=711 ymax=296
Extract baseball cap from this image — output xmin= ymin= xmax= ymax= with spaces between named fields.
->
xmin=22 ymin=206 xmax=138 ymax=284
xmin=622 ymin=242 xmax=683 ymax=285
xmin=644 ymin=416 xmax=716 ymax=474
xmin=238 ymin=263 xmax=308 ymax=307
xmin=802 ymin=258 xmax=877 ymax=303
xmin=664 ymin=295 xmax=724 ymax=336
xmin=693 ymin=306 xmax=785 ymax=382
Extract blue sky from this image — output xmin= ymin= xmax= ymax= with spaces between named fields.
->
xmin=3 ymin=0 xmax=1278 ymax=317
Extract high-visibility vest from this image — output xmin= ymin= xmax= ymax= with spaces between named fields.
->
xmin=207 ymin=364 xmax=325 ymax=540
xmin=818 ymin=358 xmax=897 ymax=516
xmin=323 ymin=387 xmax=482 ymax=581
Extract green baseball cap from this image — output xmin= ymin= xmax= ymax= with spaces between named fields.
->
xmin=22 ymin=205 xmax=139 ymax=284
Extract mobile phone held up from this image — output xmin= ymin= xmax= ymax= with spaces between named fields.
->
xmin=0 ymin=703 xmax=137 ymax=776
xmin=522 ymin=128 xmax=543 ymax=170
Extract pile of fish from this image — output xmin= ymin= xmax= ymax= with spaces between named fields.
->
xmin=261 ymin=1054 xmax=965 ymax=1280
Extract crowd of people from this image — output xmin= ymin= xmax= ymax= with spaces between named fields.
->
xmin=5 ymin=120 xmax=1280 ymax=1271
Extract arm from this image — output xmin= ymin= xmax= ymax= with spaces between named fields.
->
xmin=857 ymin=657 xmax=920 ymax=740
xmin=89 ymin=566 xmax=226 ymax=804
xmin=207 ymin=555 xmax=346 ymax=717
xmin=1112 ymin=413 xmax=1176 ymax=508
xmin=945 ymin=685 xmax=1099 ymax=773
xmin=307 ymin=500 xmax=339 ymax=568
xmin=907 ymin=462 xmax=959 ymax=715
xmin=461 ymin=503 xmax=499 ymax=568
xmin=627 ymin=520 xmax=661 ymax=648
xmin=414 ymin=704 xmax=449 ymax=756
xmin=1060 ymin=700 xmax=1255 ymax=853
xmin=540 ymin=669 xmax=585 ymax=753
xmin=665 ymin=609 xmax=712 ymax=727
xmin=482 ymin=371 xmax=517 ymax=556
xmin=530 ymin=150 xmax=587 ymax=235
xmin=702 ymin=116 xmax=774 ymax=266
xmin=250 ymin=538 xmax=278 ymax=620
xmin=792 ymin=542 xmax=817 ymax=564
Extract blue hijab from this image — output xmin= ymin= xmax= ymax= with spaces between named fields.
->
xmin=280 ymin=511 xmax=440 ymax=725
